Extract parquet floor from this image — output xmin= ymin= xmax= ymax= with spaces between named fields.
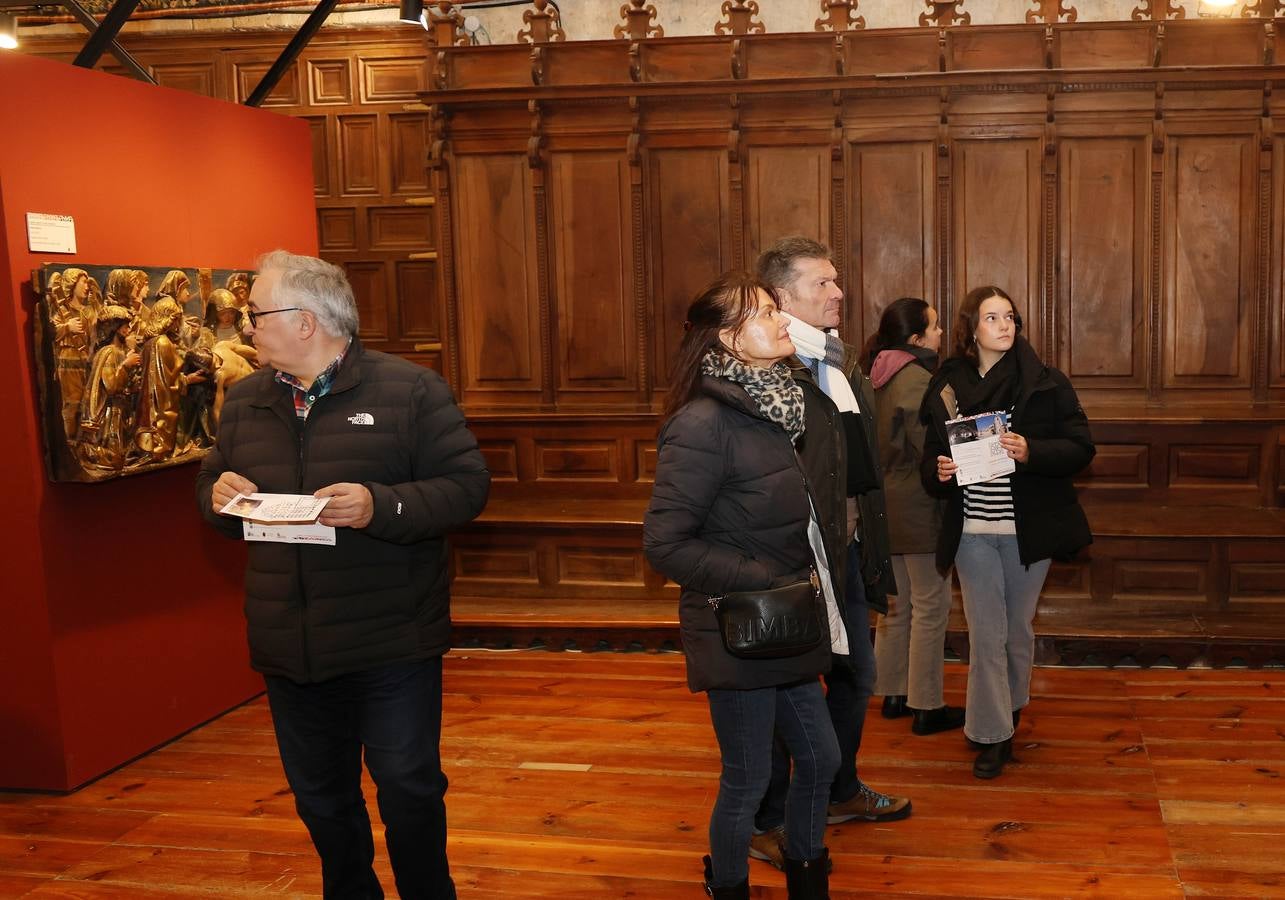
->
xmin=2 ymin=651 xmax=1284 ymax=898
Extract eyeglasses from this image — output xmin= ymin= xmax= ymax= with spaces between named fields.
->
xmin=247 ymin=307 xmax=302 ymax=328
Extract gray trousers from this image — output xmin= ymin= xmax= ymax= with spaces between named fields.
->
xmin=873 ymin=553 xmax=954 ymax=710
xmin=954 ymin=532 xmax=1051 ymax=744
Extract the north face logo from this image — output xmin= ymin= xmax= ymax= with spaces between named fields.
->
xmin=347 ymin=413 xmax=374 ymax=425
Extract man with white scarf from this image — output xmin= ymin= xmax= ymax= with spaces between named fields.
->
xmin=747 ymin=237 xmax=909 ymax=872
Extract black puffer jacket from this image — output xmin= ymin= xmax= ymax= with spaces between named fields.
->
xmin=196 ymin=340 xmax=490 ymax=683
xmin=920 ymin=338 xmax=1094 ymax=575
xmin=644 ymin=375 xmax=831 ymax=693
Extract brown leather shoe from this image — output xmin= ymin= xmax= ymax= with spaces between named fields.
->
xmin=748 ymin=825 xmax=785 ymax=870
xmin=826 ymin=782 xmax=912 ymax=824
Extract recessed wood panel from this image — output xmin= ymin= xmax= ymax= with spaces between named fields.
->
xmin=454 ymin=547 xmax=539 ymax=583
xmin=1169 ymin=445 xmax=1259 ymax=486
xmin=1056 ymin=26 xmax=1151 ymax=69
xmin=640 ymin=42 xmax=734 ymax=83
xmin=636 ymin=441 xmax=657 ymax=484
xmin=648 ymin=149 xmax=730 ymax=391
xmin=949 ymin=30 xmax=1045 ymax=72
xmin=152 ymin=63 xmax=215 ymax=97
xmin=390 ymin=113 xmax=429 ymax=195
xmin=1113 ymin=560 xmax=1209 ymax=604
xmin=557 ymin=548 xmax=646 ymax=586
xmin=1083 ymin=444 xmax=1149 ymax=487
xmin=396 ymin=260 xmax=438 ymax=341
xmin=534 ymin=441 xmax=619 ymax=481
xmin=346 ymin=261 xmax=389 ymax=342
xmin=402 ymin=351 xmax=442 ymax=374
xmin=359 ymin=56 xmax=428 ymax=103
xmin=953 ymin=137 xmax=1042 ymax=352
xmin=747 ymin=37 xmax=836 ymax=80
xmin=307 ymin=59 xmax=351 ymax=105
xmin=1228 ymin=563 xmax=1285 ymax=605
xmin=318 ymin=208 xmax=357 ymax=250
xmin=1060 ymin=136 xmax=1147 ymax=383
xmin=1163 ymin=21 xmax=1262 ymax=68
xmin=1040 ymin=560 xmax=1092 ymax=600
xmin=453 ymin=154 xmax=542 ymax=392
xmin=848 ymin=141 xmax=935 ymax=348
xmin=234 ymin=61 xmax=300 ymax=106
xmin=844 ymin=31 xmax=940 ymax=75
xmin=549 ymin=152 xmax=635 ymax=391
xmin=369 ymin=207 xmax=432 ymax=249
xmin=305 ymin=116 xmax=331 ymax=197
xmin=1165 ymin=133 xmax=1255 ymax=386
xmin=746 ymin=146 xmax=830 ymax=267
xmin=478 ymin=441 xmax=519 ymax=482
xmin=338 ymin=115 xmax=380 ymax=196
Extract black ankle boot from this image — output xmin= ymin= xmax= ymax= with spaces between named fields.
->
xmin=972 ymin=738 xmax=1013 ymax=779
xmin=881 ymin=695 xmax=909 ymax=719
xmin=910 ymin=704 xmax=966 ymax=735
xmin=784 ymin=848 xmax=830 ymax=900
xmin=702 ymin=854 xmax=749 ymax=899
xmin=1013 ymin=707 xmax=1023 ymax=730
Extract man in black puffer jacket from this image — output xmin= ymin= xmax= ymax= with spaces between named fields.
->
xmin=196 ymin=250 xmax=489 ymax=900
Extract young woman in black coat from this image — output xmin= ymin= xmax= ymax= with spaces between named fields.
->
xmin=920 ymin=286 xmax=1095 ymax=779
xmin=644 ymin=271 xmax=840 ymax=900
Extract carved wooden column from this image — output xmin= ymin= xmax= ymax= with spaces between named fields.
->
xmin=1026 ymin=0 xmax=1077 ymax=24
xmin=829 ymin=89 xmax=846 ymax=328
xmin=518 ymin=0 xmax=565 ymax=43
xmin=715 ymin=1 xmax=765 ymax=36
xmin=527 ymin=99 xmax=556 ymax=407
xmin=627 ymin=97 xmax=650 ymax=405
xmin=1041 ymin=85 xmax=1058 ymax=363
xmin=729 ymin=95 xmax=745 ymax=269
xmin=1148 ymin=84 xmax=1165 ymax=402
xmin=919 ymin=0 xmax=969 ymax=27
xmin=936 ymin=88 xmax=953 ymax=325
xmin=615 ymin=0 xmax=664 ymax=39
xmin=1131 ymin=0 xmax=1185 ymax=20
xmin=1255 ymin=82 xmax=1273 ymax=404
xmin=427 ymin=106 xmax=462 ymax=391
xmin=815 ymin=0 xmax=864 ymax=32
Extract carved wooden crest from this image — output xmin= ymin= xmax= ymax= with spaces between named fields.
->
xmin=715 ymin=0 xmax=765 ymax=36
xmin=615 ymin=0 xmax=664 ymax=39
xmin=1131 ymin=0 xmax=1185 ymax=20
xmin=426 ymin=1 xmax=469 ymax=47
xmin=1243 ymin=0 xmax=1281 ymax=16
xmin=1026 ymin=0 xmax=1077 ymax=23
xmin=518 ymin=0 xmax=566 ymax=44
xmin=815 ymin=0 xmax=865 ymax=32
xmin=919 ymin=0 xmax=970 ymax=27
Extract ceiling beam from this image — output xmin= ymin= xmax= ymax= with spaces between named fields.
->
xmin=246 ymin=0 xmax=341 ymax=107
xmin=61 ymin=0 xmax=154 ymax=84
xmin=71 ymin=0 xmax=142 ymax=69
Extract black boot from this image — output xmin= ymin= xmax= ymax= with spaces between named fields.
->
xmin=702 ymin=854 xmax=749 ymax=899
xmin=972 ymin=738 xmax=1013 ymax=779
xmin=910 ymin=704 xmax=966 ymax=735
xmin=1013 ymin=707 xmax=1023 ymax=730
xmin=784 ymin=848 xmax=830 ymax=900
xmin=881 ymin=695 xmax=909 ymax=719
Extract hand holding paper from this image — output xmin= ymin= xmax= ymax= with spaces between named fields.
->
xmin=314 ymin=483 xmax=374 ymax=529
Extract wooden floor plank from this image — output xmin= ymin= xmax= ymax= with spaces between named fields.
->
xmin=3 ymin=651 xmax=1284 ymax=898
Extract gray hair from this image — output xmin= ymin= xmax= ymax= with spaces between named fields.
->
xmin=256 ymin=249 xmax=358 ymax=338
xmin=756 ymin=236 xmax=834 ymax=293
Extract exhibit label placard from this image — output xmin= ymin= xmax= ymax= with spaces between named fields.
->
xmin=26 ymin=213 xmax=77 ymax=254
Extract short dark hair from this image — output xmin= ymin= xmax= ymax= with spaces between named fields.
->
xmin=950 ymin=285 xmax=1020 ymax=367
xmin=664 ymin=271 xmax=780 ymax=419
xmin=756 ymin=236 xmax=833 ymax=293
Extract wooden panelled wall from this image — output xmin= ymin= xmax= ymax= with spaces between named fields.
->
xmin=30 ymin=20 xmax=1285 ymax=659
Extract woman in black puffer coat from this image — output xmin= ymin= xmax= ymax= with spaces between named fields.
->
xmin=645 ymin=271 xmax=840 ymax=900
xmin=920 ymin=285 xmax=1094 ymax=781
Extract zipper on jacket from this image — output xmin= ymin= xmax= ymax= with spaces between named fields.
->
xmin=295 ymin=415 xmax=311 ymax=682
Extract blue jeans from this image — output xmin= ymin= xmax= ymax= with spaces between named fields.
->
xmin=757 ymin=540 xmax=875 ymax=828
xmin=954 ymin=533 xmax=1051 ymax=744
xmin=706 ymin=679 xmax=839 ymax=887
xmin=264 ymin=657 xmax=455 ymax=900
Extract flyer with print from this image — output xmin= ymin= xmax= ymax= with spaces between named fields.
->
xmin=945 ymin=410 xmax=1015 ymax=486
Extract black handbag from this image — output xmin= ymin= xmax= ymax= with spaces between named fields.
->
xmin=707 ymin=569 xmax=824 ymax=659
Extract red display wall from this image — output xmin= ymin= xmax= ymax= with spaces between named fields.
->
xmin=0 ymin=53 xmax=318 ymax=790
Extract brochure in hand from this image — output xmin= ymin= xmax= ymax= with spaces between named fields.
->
xmin=945 ymin=410 xmax=1015 ymax=486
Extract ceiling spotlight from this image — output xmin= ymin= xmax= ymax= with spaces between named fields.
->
xmin=0 ymin=12 xmax=19 ymax=50
xmin=399 ymin=0 xmax=427 ymax=28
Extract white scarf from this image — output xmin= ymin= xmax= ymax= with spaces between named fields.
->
xmin=783 ymin=313 xmax=861 ymax=414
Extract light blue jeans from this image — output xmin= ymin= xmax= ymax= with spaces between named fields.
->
xmin=954 ymin=533 xmax=1051 ymax=745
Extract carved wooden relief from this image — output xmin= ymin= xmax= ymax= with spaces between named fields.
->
xmin=1163 ymin=131 xmax=1256 ymax=387
xmin=1131 ymin=0 xmax=1185 ymax=20
xmin=518 ymin=0 xmax=566 ymax=44
xmin=1243 ymin=0 xmax=1281 ymax=16
xmin=307 ymin=59 xmax=351 ymax=106
xmin=1026 ymin=0 xmax=1077 ymax=24
xmin=615 ymin=0 xmax=664 ymax=40
xmin=920 ymin=0 xmax=970 ymax=27
xmin=846 ymin=140 xmax=937 ymax=346
xmin=815 ymin=0 xmax=864 ymax=32
xmin=952 ymin=136 xmax=1043 ymax=352
xmin=1058 ymin=135 xmax=1148 ymax=387
xmin=426 ymin=1 xmax=469 ymax=47
xmin=714 ymin=1 xmax=765 ymax=36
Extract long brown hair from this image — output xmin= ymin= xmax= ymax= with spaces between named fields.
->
xmin=663 ymin=271 xmax=780 ymax=419
xmin=950 ymin=285 xmax=1019 ymax=367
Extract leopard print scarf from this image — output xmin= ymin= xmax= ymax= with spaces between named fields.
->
xmin=702 ymin=350 xmax=805 ymax=443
